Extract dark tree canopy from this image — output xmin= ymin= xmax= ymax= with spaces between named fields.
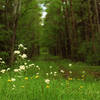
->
xmin=0 ymin=0 xmax=100 ymax=65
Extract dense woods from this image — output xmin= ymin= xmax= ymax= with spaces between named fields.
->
xmin=0 ymin=0 xmax=41 ymax=64
xmin=0 ymin=0 xmax=100 ymax=65
xmin=43 ymin=0 xmax=100 ymax=64
xmin=0 ymin=1 xmax=100 ymax=99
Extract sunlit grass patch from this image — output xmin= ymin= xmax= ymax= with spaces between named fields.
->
xmin=0 ymin=44 xmax=100 ymax=100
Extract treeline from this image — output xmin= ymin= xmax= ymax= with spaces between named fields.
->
xmin=0 ymin=0 xmax=100 ymax=65
xmin=43 ymin=0 xmax=100 ymax=65
xmin=0 ymin=0 xmax=41 ymax=64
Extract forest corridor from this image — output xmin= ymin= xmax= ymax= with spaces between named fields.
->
xmin=0 ymin=0 xmax=100 ymax=99
xmin=0 ymin=0 xmax=100 ymax=65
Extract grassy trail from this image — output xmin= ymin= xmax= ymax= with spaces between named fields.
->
xmin=0 ymin=55 xmax=100 ymax=100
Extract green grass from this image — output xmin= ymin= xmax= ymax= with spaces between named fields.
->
xmin=0 ymin=76 xmax=100 ymax=100
xmin=0 ymin=60 xmax=100 ymax=100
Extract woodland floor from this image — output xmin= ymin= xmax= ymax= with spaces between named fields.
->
xmin=0 ymin=54 xmax=100 ymax=100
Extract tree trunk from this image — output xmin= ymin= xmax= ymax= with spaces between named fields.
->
xmin=65 ymin=0 xmax=72 ymax=58
xmin=88 ymin=0 xmax=96 ymax=53
xmin=10 ymin=18 xmax=18 ymax=64
xmin=94 ymin=0 xmax=100 ymax=35
xmin=69 ymin=0 xmax=77 ymax=60
xmin=10 ymin=0 xmax=21 ymax=64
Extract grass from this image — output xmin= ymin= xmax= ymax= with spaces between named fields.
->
xmin=0 ymin=59 xmax=100 ymax=100
xmin=0 ymin=76 xmax=100 ymax=100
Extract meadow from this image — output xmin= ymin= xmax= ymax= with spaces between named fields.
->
xmin=0 ymin=44 xmax=100 ymax=100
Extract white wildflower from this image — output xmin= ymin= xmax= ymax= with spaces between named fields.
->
xmin=1 ymin=61 xmax=5 ymax=64
xmin=29 ymin=65 xmax=32 ymax=67
xmin=18 ymin=44 xmax=24 ymax=48
xmin=11 ymin=78 xmax=16 ymax=82
xmin=60 ymin=70 xmax=64 ymax=73
xmin=36 ymin=65 xmax=39 ymax=68
xmin=19 ymin=54 xmax=22 ymax=57
xmin=36 ymin=73 xmax=39 ymax=75
xmin=69 ymin=64 xmax=72 ymax=67
xmin=25 ymin=66 xmax=28 ymax=68
xmin=21 ymin=54 xmax=27 ymax=59
xmin=13 ymin=84 xmax=16 ymax=88
xmin=69 ymin=71 xmax=72 ymax=74
xmin=7 ymin=68 xmax=10 ymax=71
xmin=54 ymin=72 xmax=57 ymax=76
xmin=49 ymin=66 xmax=52 ymax=69
xmin=14 ymin=50 xmax=20 ymax=54
xmin=50 ymin=72 xmax=53 ymax=75
xmin=24 ymin=63 xmax=27 ymax=65
xmin=24 ymin=47 xmax=27 ymax=50
xmin=14 ymin=69 xmax=19 ymax=72
xmin=30 ymin=64 xmax=35 ymax=66
xmin=45 ymin=79 xmax=50 ymax=84
xmin=19 ymin=65 xmax=25 ymax=70
xmin=29 ymin=64 xmax=35 ymax=68
xmin=0 ymin=58 xmax=2 ymax=60
xmin=38 ymin=67 xmax=40 ymax=70
xmin=1 ymin=69 xmax=6 ymax=73
xmin=54 ymin=72 xmax=57 ymax=74
xmin=46 ymin=73 xmax=49 ymax=76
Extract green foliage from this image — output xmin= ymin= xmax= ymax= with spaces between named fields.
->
xmin=0 ymin=0 xmax=100 ymax=65
xmin=0 ymin=59 xmax=100 ymax=99
xmin=0 ymin=0 xmax=100 ymax=98
xmin=16 ymin=0 xmax=41 ymax=56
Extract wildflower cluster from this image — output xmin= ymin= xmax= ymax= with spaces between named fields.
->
xmin=45 ymin=79 xmax=50 ymax=84
xmin=0 ymin=67 xmax=10 ymax=74
xmin=14 ymin=44 xmax=27 ymax=59
xmin=13 ymin=62 xmax=36 ymax=73
xmin=45 ymin=79 xmax=50 ymax=88
xmin=81 ymin=71 xmax=86 ymax=81
xmin=0 ymin=57 xmax=5 ymax=64
xmin=8 ymin=78 xmax=16 ymax=82
xmin=46 ymin=71 xmax=57 ymax=77
xmin=18 ymin=44 xmax=27 ymax=50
